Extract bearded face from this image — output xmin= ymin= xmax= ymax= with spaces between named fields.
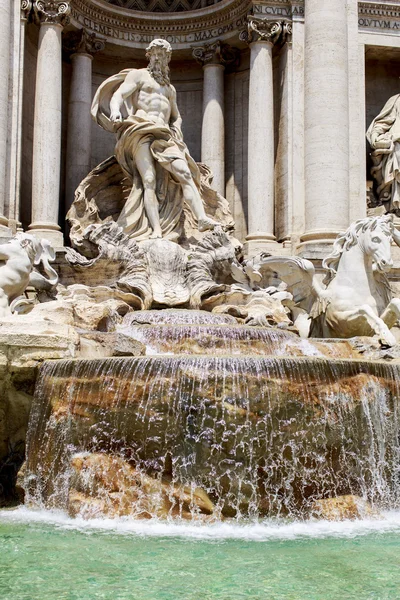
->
xmin=147 ymin=48 xmax=170 ymax=85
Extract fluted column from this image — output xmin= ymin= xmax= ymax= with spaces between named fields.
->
xmin=30 ymin=0 xmax=70 ymax=247
xmin=64 ymin=30 xmax=104 ymax=213
xmin=300 ymin=0 xmax=349 ymax=254
xmin=0 ymin=0 xmax=12 ymax=234
xmin=193 ymin=42 xmax=237 ymax=196
xmin=242 ymin=19 xmax=285 ymax=255
xmin=7 ymin=0 xmax=32 ymax=231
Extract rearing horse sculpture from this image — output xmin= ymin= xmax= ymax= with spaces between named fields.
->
xmin=310 ymin=214 xmax=400 ymax=346
xmin=237 ymin=215 xmax=400 ymax=346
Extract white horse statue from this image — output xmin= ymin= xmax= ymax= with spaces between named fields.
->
xmin=0 ymin=233 xmax=58 ymax=318
xmin=239 ymin=215 xmax=400 ymax=346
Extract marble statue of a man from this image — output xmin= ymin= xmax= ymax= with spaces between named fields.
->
xmin=91 ymin=39 xmax=219 ymax=240
xmin=367 ymin=93 xmax=400 ymax=212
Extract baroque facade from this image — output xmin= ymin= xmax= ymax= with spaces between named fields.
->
xmin=1 ymin=0 xmax=400 ymax=257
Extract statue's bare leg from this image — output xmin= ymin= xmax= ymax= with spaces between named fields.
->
xmin=135 ymin=142 xmax=162 ymax=238
xmin=168 ymin=159 xmax=220 ymax=232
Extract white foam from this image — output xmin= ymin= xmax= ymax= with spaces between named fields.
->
xmin=2 ymin=507 xmax=400 ymax=541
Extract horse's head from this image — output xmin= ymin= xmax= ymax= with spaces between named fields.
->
xmin=358 ymin=214 xmax=394 ymax=273
xmin=322 ymin=214 xmax=394 ymax=284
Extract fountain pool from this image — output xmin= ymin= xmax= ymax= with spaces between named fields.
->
xmin=1 ymin=508 xmax=400 ymax=600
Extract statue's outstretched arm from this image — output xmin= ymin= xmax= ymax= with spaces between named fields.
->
xmin=110 ymin=72 xmax=138 ymax=122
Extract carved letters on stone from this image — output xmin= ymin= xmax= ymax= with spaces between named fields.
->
xmin=34 ymin=0 xmax=70 ymax=26
xmin=69 ymin=0 xmax=248 ymax=49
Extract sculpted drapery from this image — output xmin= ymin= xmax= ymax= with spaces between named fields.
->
xmin=91 ymin=69 xmax=208 ymax=242
xmin=367 ymin=93 xmax=400 ymax=212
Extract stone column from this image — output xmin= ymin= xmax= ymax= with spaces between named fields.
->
xmin=242 ymin=19 xmax=284 ymax=255
xmin=6 ymin=0 xmax=32 ymax=231
xmin=300 ymin=0 xmax=349 ymax=255
xmin=193 ymin=42 xmax=237 ymax=197
xmin=0 ymin=0 xmax=12 ymax=235
xmin=29 ymin=0 xmax=70 ymax=247
xmin=64 ymin=30 xmax=104 ymax=213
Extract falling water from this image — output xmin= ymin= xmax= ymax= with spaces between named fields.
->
xmin=25 ymin=356 xmax=400 ymax=521
xmin=120 ymin=314 xmax=356 ymax=358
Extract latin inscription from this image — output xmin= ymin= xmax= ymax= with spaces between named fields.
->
xmin=358 ymin=17 xmax=400 ymax=30
xmin=253 ymin=5 xmax=304 ymax=17
xmin=70 ymin=8 xmax=247 ymax=44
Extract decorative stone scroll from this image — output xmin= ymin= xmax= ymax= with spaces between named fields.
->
xmin=63 ymin=28 xmax=105 ymax=56
xmin=33 ymin=0 xmax=70 ymax=25
xmin=21 ymin=0 xmax=33 ymax=19
xmin=192 ymin=41 xmax=239 ymax=68
xmin=239 ymin=16 xmax=292 ymax=45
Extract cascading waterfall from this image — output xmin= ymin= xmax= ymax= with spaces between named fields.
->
xmin=120 ymin=312 xmax=357 ymax=358
xmin=25 ymin=355 xmax=400 ymax=521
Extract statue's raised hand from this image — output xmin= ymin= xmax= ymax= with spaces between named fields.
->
xmin=110 ymin=110 xmax=123 ymax=123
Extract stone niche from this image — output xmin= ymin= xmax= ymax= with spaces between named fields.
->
xmin=365 ymin=45 xmax=400 ymax=213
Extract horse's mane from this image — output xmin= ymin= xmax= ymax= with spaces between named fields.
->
xmin=322 ymin=215 xmax=394 ymax=285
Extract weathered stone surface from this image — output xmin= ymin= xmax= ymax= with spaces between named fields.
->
xmin=311 ymin=495 xmax=379 ymax=521
xmin=79 ymin=332 xmax=145 ymax=359
xmin=348 ymin=336 xmax=400 ymax=362
xmin=0 ymin=319 xmax=79 ymax=504
xmin=67 ymin=453 xmax=214 ymax=520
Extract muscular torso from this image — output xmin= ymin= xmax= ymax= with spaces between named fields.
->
xmin=128 ymin=70 xmax=172 ymax=127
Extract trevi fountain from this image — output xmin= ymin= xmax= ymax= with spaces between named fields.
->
xmin=1 ymin=1 xmax=400 ymax=598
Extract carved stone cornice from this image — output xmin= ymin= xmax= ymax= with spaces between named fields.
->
xmin=192 ymin=41 xmax=240 ymax=68
xmin=34 ymin=0 xmax=71 ymax=26
xmin=69 ymin=0 xmax=250 ymax=49
xmin=239 ymin=16 xmax=291 ymax=45
xmin=63 ymin=28 xmax=105 ymax=55
xmin=358 ymin=1 xmax=400 ymax=33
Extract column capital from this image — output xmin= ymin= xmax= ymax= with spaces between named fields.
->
xmin=33 ymin=0 xmax=70 ymax=26
xmin=192 ymin=41 xmax=239 ymax=68
xmin=21 ymin=0 xmax=33 ymax=21
xmin=239 ymin=17 xmax=291 ymax=46
xmin=63 ymin=28 xmax=105 ymax=57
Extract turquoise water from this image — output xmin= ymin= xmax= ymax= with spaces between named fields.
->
xmin=1 ymin=510 xmax=400 ymax=599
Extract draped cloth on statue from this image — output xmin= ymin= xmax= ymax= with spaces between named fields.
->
xmin=91 ymin=69 xmax=202 ymax=241
xmin=367 ymin=93 xmax=400 ymax=211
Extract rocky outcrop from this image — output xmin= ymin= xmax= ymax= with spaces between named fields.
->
xmin=0 ymin=317 xmax=145 ymax=504
xmin=310 ymin=495 xmax=379 ymax=520
xmin=67 ymin=453 xmax=214 ymax=520
xmin=0 ymin=319 xmax=79 ymax=504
